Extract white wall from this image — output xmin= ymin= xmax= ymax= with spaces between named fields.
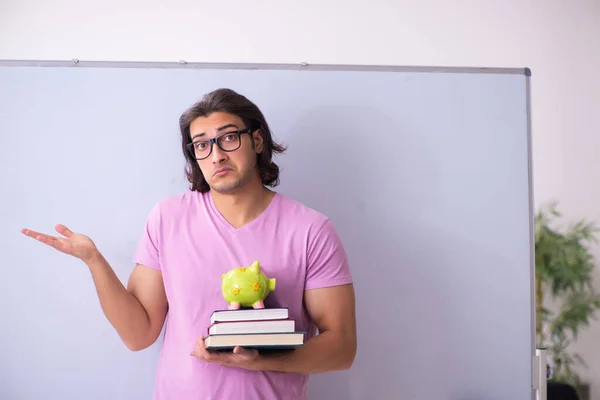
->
xmin=2 ymin=0 xmax=600 ymax=395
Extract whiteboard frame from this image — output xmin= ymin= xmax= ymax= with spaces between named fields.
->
xmin=0 ymin=59 xmax=531 ymax=75
xmin=0 ymin=58 xmax=537 ymax=394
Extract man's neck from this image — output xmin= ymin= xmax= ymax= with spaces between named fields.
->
xmin=210 ymin=182 xmax=275 ymax=229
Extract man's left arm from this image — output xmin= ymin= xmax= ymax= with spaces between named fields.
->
xmin=254 ymin=282 xmax=357 ymax=373
xmin=254 ymin=217 xmax=356 ymax=373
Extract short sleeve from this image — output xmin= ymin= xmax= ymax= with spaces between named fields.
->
xmin=305 ymin=219 xmax=353 ymax=290
xmin=133 ymin=203 xmax=162 ymax=270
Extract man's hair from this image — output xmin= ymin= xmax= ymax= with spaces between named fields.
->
xmin=179 ymin=88 xmax=287 ymax=193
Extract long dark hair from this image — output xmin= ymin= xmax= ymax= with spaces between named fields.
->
xmin=179 ymin=88 xmax=287 ymax=193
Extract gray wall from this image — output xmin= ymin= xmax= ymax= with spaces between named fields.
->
xmin=0 ymin=63 xmax=535 ymax=400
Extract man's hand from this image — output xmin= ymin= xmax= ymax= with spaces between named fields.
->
xmin=21 ymin=224 xmax=99 ymax=263
xmin=191 ymin=336 xmax=260 ymax=370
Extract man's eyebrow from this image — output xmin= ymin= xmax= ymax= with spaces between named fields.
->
xmin=217 ymin=124 xmax=238 ymax=132
xmin=191 ymin=124 xmax=239 ymax=140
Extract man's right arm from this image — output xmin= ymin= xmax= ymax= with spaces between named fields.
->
xmin=86 ymin=251 xmax=168 ymax=351
xmin=22 ymin=218 xmax=167 ymax=352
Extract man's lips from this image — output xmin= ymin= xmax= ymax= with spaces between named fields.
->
xmin=213 ymin=167 xmax=233 ymax=176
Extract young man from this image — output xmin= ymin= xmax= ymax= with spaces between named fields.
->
xmin=21 ymin=88 xmax=356 ymax=399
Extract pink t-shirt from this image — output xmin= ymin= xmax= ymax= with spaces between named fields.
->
xmin=133 ymin=190 xmax=353 ymax=400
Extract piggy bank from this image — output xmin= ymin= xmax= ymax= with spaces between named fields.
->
xmin=221 ymin=261 xmax=276 ymax=310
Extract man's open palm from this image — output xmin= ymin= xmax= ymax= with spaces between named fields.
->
xmin=21 ymin=224 xmax=98 ymax=262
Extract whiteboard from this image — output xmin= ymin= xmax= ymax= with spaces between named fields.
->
xmin=0 ymin=61 xmax=535 ymax=400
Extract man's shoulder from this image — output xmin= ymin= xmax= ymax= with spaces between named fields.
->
xmin=275 ymin=193 xmax=330 ymax=229
xmin=146 ymin=190 xmax=202 ymax=217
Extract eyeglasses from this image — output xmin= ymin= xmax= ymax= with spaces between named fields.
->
xmin=187 ymin=128 xmax=253 ymax=160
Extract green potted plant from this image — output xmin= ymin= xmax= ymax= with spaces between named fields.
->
xmin=535 ymin=201 xmax=600 ymax=400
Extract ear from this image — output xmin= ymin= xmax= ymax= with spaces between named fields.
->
xmin=252 ymin=129 xmax=264 ymax=154
xmin=250 ymin=261 xmax=260 ymax=273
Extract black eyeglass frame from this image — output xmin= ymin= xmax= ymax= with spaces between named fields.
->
xmin=186 ymin=128 xmax=254 ymax=160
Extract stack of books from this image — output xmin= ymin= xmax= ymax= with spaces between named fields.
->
xmin=203 ymin=307 xmax=305 ymax=351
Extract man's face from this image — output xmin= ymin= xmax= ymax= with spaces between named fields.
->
xmin=189 ymin=112 xmax=263 ymax=194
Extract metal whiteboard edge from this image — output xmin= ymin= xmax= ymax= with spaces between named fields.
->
xmin=0 ymin=59 xmax=529 ymax=75
xmin=526 ymin=72 xmax=537 ymax=400
xmin=535 ymin=349 xmax=548 ymax=400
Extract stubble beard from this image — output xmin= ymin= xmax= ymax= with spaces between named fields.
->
xmin=210 ymin=169 xmax=252 ymax=194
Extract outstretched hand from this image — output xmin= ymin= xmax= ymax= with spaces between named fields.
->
xmin=191 ymin=335 xmax=260 ymax=371
xmin=21 ymin=224 xmax=99 ymax=263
